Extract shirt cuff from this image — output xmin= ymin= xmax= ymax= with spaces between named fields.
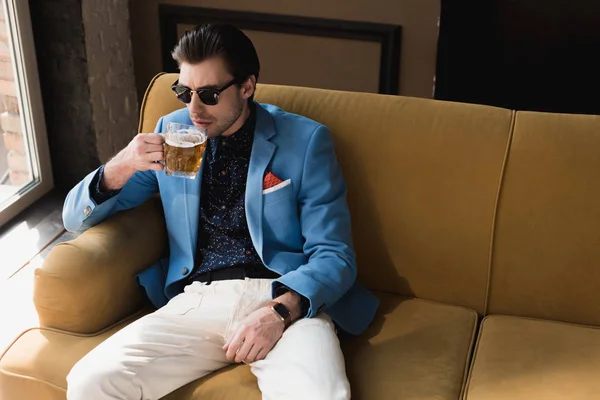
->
xmin=89 ymin=165 xmax=121 ymax=205
xmin=275 ymin=285 xmax=310 ymax=319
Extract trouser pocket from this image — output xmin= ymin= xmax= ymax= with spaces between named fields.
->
xmin=156 ymin=292 xmax=203 ymax=315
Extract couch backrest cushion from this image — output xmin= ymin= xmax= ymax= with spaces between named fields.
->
xmin=488 ymin=111 xmax=600 ymax=325
xmin=139 ymin=73 xmax=183 ymax=133
xmin=140 ymin=73 xmax=513 ymax=314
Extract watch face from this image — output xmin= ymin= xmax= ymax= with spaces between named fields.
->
xmin=273 ymin=302 xmax=290 ymax=318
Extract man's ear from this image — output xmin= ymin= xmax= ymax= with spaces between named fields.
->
xmin=241 ymin=76 xmax=256 ymax=100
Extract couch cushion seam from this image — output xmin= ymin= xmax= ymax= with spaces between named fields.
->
xmin=485 ymin=313 xmax=600 ymax=331
xmin=461 ymin=317 xmax=487 ymax=399
xmin=484 ymin=110 xmax=516 ymax=316
xmin=459 ymin=312 xmax=479 ymax=400
xmin=0 ymin=368 xmax=66 ymax=392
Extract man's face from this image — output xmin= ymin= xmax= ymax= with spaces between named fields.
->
xmin=178 ymin=57 xmax=254 ymax=139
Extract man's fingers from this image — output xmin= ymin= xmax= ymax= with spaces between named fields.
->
xmin=235 ymin=342 xmax=254 ymax=364
xmin=143 ymin=150 xmax=164 ymax=163
xmin=142 ymin=133 xmax=165 ymax=144
xmin=148 ymin=162 xmax=164 ymax=172
xmin=255 ymin=348 xmax=269 ymax=361
xmin=144 ymin=144 xmax=164 ymax=153
xmin=225 ymin=331 xmax=244 ymax=361
xmin=257 ymin=340 xmax=277 ymax=361
xmin=244 ymin=346 xmax=262 ymax=364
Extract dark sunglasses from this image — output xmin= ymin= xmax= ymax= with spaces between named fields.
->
xmin=170 ymin=77 xmax=241 ymax=106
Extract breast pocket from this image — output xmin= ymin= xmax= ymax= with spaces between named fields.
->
xmin=263 ymin=180 xmax=294 ymax=205
xmin=262 ymin=181 xmax=299 ymax=244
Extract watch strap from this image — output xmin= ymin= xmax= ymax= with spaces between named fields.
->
xmin=267 ymin=301 xmax=292 ymax=328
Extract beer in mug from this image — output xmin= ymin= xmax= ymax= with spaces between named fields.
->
xmin=163 ymin=123 xmax=207 ymax=179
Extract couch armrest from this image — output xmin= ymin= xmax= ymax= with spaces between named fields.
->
xmin=33 ymin=197 xmax=167 ymax=334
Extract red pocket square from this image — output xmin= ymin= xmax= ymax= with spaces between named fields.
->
xmin=263 ymin=172 xmax=283 ymax=189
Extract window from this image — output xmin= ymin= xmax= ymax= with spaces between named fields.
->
xmin=0 ymin=0 xmax=53 ymax=227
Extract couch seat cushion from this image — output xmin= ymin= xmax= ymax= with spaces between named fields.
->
xmin=465 ymin=315 xmax=600 ymax=400
xmin=343 ymin=293 xmax=478 ymax=400
xmin=1 ymin=293 xmax=478 ymax=400
xmin=0 ymin=311 xmax=148 ymax=400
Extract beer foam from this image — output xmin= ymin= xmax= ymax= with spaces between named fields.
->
xmin=174 ymin=128 xmax=200 ymax=135
xmin=166 ymin=138 xmax=200 ymax=148
xmin=165 ymin=132 xmax=204 ymax=148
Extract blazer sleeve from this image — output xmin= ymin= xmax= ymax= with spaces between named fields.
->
xmin=62 ymin=117 xmax=165 ymax=233
xmin=273 ymin=125 xmax=357 ymax=318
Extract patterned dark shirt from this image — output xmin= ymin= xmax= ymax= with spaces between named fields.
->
xmin=189 ymin=105 xmax=272 ymax=278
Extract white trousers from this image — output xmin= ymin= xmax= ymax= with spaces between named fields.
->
xmin=66 ymin=279 xmax=351 ymax=400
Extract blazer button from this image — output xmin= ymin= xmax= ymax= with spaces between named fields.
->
xmin=182 ymin=267 xmax=189 ymax=275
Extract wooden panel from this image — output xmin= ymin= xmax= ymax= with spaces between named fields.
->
xmin=129 ymin=0 xmax=440 ymax=100
xmin=164 ymin=6 xmax=400 ymax=94
xmin=177 ymin=24 xmax=380 ymax=93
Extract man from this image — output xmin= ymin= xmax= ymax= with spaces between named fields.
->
xmin=63 ymin=23 xmax=378 ymax=400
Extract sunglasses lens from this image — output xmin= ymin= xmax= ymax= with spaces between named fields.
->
xmin=172 ymin=85 xmax=220 ymax=106
xmin=172 ymin=86 xmax=192 ymax=104
xmin=199 ymin=91 xmax=219 ymax=106
xmin=179 ymin=92 xmax=192 ymax=104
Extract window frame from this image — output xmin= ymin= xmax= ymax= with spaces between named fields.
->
xmin=0 ymin=0 xmax=54 ymax=228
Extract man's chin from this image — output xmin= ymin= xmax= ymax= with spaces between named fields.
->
xmin=191 ymin=123 xmax=218 ymax=138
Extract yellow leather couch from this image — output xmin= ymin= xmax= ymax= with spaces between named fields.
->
xmin=2 ymin=73 xmax=600 ymax=400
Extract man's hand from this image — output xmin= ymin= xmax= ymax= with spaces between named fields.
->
xmin=101 ymin=133 xmax=165 ymax=191
xmin=223 ymin=306 xmax=285 ymax=364
xmin=223 ymin=291 xmax=303 ymax=363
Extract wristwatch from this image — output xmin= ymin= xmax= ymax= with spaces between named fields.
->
xmin=275 ymin=286 xmax=310 ymax=318
xmin=267 ymin=301 xmax=292 ymax=328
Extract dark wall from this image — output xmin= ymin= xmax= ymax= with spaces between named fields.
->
xmin=129 ymin=0 xmax=440 ymax=101
xmin=29 ymin=0 xmax=99 ymax=191
xmin=436 ymin=0 xmax=600 ymax=115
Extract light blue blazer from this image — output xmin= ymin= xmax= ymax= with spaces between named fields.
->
xmin=63 ymin=103 xmax=378 ymax=335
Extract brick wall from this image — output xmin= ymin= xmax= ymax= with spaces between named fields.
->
xmin=29 ymin=0 xmax=139 ymax=190
xmin=82 ymin=0 xmax=139 ymax=164
xmin=0 ymin=5 xmax=30 ymax=187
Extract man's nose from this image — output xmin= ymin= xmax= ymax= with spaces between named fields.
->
xmin=188 ymin=91 xmax=205 ymax=113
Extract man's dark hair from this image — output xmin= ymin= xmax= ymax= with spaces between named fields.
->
xmin=172 ymin=23 xmax=260 ymax=99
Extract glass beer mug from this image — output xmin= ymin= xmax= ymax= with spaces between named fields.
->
xmin=163 ymin=122 xmax=207 ymax=179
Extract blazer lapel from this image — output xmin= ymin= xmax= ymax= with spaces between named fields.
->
xmin=184 ymin=154 xmax=205 ymax=252
xmin=165 ymin=110 xmax=206 ymax=260
xmin=164 ymin=152 xmax=205 ymax=286
xmin=246 ymin=104 xmax=276 ymax=259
